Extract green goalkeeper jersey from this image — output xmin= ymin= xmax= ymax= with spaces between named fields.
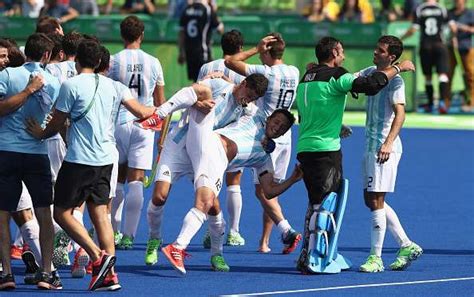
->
xmin=296 ymin=64 xmax=355 ymax=153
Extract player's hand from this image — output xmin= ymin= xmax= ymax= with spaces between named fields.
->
xmin=340 ymin=124 xmax=353 ymax=138
xmin=25 ymin=118 xmax=44 ymax=139
xmin=257 ymin=36 xmax=277 ymax=53
xmin=377 ymin=143 xmax=392 ymax=164
xmin=290 ymin=163 xmax=304 ymax=182
xmin=26 ymin=74 xmax=45 ymax=95
xmin=398 ymin=60 xmax=415 ymax=72
xmin=194 ymin=99 xmax=215 ymax=114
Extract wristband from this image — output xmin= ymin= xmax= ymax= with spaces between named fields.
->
xmin=392 ymin=64 xmax=401 ymax=74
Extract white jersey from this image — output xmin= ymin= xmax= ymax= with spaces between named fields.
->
xmin=246 ymin=63 xmax=299 ymax=144
xmin=216 ymin=113 xmax=273 ymax=175
xmin=360 ymin=66 xmax=405 ymax=153
xmin=197 ymin=58 xmax=245 ymax=85
xmin=171 ymin=78 xmax=246 ymax=144
xmin=109 ymin=49 xmax=165 ymax=124
xmin=45 ymin=61 xmax=77 ymax=84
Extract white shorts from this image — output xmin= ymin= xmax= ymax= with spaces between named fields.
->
xmin=363 ymin=152 xmax=402 ymax=193
xmin=253 ymin=141 xmax=291 ymax=184
xmin=115 ymin=121 xmax=155 ymax=170
xmin=155 ymin=130 xmax=193 ymax=184
xmin=47 ymin=137 xmax=66 ymax=183
xmin=17 ymin=183 xmax=33 ymax=211
xmin=109 ymin=157 xmax=119 ymax=198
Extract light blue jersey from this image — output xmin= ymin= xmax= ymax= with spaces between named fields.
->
xmin=359 ymin=66 xmax=405 ymax=153
xmin=246 ymin=63 xmax=299 ymax=144
xmin=55 ymin=73 xmax=120 ymax=166
xmin=109 ymin=49 xmax=164 ymax=124
xmin=172 ymin=78 xmax=245 ymax=144
xmin=45 ymin=61 xmax=77 ymax=84
xmin=197 ymin=58 xmax=245 ymax=85
xmin=216 ymin=113 xmax=273 ymax=175
xmin=0 ymin=62 xmax=60 ymax=154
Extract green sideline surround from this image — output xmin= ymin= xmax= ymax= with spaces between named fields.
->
xmin=0 ymin=15 xmax=426 ymax=110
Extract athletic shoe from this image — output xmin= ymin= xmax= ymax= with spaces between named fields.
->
xmin=52 ymin=230 xmax=71 ymax=266
xmin=438 ymin=101 xmax=448 ymax=114
xmin=37 ymin=270 xmax=63 ymax=290
xmin=117 ymin=235 xmax=134 ymax=250
xmin=71 ymin=248 xmax=90 ymax=278
xmin=390 ymin=242 xmax=423 ymax=271
xmin=88 ymin=251 xmax=116 ymax=291
xmin=162 ymin=244 xmax=190 ymax=275
xmin=359 ymin=254 xmax=384 ymax=273
xmin=210 ymin=255 xmax=230 ymax=272
xmin=226 ymin=231 xmax=245 ymax=246
xmin=114 ymin=231 xmax=123 ymax=246
xmin=0 ymin=274 xmax=15 ymax=290
xmin=418 ymin=103 xmax=433 ymax=113
xmin=22 ymin=250 xmax=39 ymax=285
xmin=202 ymin=231 xmax=211 ymax=249
xmin=10 ymin=245 xmax=23 ymax=260
xmin=145 ymin=238 xmax=162 ymax=265
xmin=281 ymin=229 xmax=302 ymax=254
xmin=94 ymin=273 xmax=121 ymax=291
xmin=134 ymin=113 xmax=163 ymax=131
xmin=86 ymin=261 xmax=93 ymax=274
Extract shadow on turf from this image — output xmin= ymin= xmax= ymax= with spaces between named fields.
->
xmin=339 ymin=246 xmax=474 ymax=255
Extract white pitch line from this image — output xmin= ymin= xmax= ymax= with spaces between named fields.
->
xmin=220 ymin=276 xmax=474 ymax=296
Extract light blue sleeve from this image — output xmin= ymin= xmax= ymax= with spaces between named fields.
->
xmin=246 ymin=64 xmax=268 ymax=76
xmin=389 ymin=76 xmax=406 ymax=105
xmin=55 ymin=82 xmax=76 ymax=114
xmin=197 ymin=63 xmax=208 ymax=81
xmin=202 ymin=78 xmax=231 ymax=98
xmin=0 ymin=70 xmax=9 ymax=97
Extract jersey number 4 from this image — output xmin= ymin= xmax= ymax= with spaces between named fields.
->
xmin=128 ymin=74 xmax=142 ymax=97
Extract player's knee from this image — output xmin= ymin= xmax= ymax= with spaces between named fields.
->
xmin=152 ymin=191 xmax=168 ymax=206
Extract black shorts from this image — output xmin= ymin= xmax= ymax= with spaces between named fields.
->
xmin=0 ymin=151 xmax=52 ymax=211
xmin=54 ymin=161 xmax=112 ymax=209
xmin=297 ymin=150 xmax=343 ymax=205
xmin=185 ymin=51 xmax=207 ymax=82
xmin=419 ymin=42 xmax=449 ymax=77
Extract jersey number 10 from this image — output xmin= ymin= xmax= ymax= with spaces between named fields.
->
xmin=276 ymin=89 xmax=295 ymax=109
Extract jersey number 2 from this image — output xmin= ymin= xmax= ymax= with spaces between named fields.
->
xmin=128 ymin=74 xmax=142 ymax=97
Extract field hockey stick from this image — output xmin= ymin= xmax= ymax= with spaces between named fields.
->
xmin=143 ymin=113 xmax=173 ymax=188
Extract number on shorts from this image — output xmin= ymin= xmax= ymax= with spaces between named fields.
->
xmin=128 ymin=73 xmax=142 ymax=97
xmin=276 ymin=89 xmax=295 ymax=109
xmin=187 ymin=19 xmax=198 ymax=38
xmin=367 ymin=176 xmax=373 ymax=189
xmin=424 ymin=17 xmax=438 ymax=36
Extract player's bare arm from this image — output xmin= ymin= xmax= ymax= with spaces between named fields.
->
xmin=0 ymin=74 xmax=44 ymax=116
xmin=259 ymin=164 xmax=303 ymax=199
xmin=192 ymin=83 xmax=215 ymax=114
xmin=377 ymin=103 xmax=405 ymax=164
xmin=26 ymin=108 xmax=68 ymax=140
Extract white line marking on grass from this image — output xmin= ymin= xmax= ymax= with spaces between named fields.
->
xmin=220 ymin=276 xmax=474 ymax=296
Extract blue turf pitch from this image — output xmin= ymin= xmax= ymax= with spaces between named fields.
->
xmin=4 ymin=126 xmax=474 ymax=296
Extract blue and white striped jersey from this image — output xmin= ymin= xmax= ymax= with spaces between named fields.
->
xmin=359 ymin=66 xmax=405 ymax=153
xmin=197 ymin=58 xmax=245 ymax=85
xmin=216 ymin=113 xmax=273 ymax=175
xmin=45 ymin=61 xmax=77 ymax=84
xmin=246 ymin=63 xmax=299 ymax=144
xmin=109 ymin=49 xmax=165 ymax=124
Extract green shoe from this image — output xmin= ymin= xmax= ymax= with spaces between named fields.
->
xmin=114 ymin=232 xmax=123 ymax=246
xmin=211 ymin=255 xmax=230 ymax=272
xmin=202 ymin=231 xmax=211 ymax=249
xmin=390 ymin=242 xmax=423 ymax=271
xmin=145 ymin=238 xmax=162 ymax=265
xmin=359 ymin=254 xmax=384 ymax=273
xmin=118 ymin=235 xmax=134 ymax=250
xmin=226 ymin=231 xmax=245 ymax=246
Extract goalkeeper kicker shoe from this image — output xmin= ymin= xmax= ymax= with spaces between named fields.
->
xmin=390 ymin=242 xmax=423 ymax=271
xmin=359 ymin=254 xmax=384 ymax=273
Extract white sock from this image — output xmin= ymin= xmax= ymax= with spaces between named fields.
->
xmin=147 ymin=200 xmax=164 ymax=239
xmin=226 ymin=185 xmax=242 ymax=234
xmin=112 ymin=182 xmax=125 ymax=233
xmin=277 ymin=219 xmax=291 ymax=236
xmin=20 ymin=219 xmax=42 ymax=264
xmin=385 ymin=202 xmax=411 ymax=248
xmin=13 ymin=225 xmax=23 ymax=246
xmin=72 ymin=209 xmax=84 ymax=252
xmin=123 ymin=181 xmax=144 ymax=238
xmin=370 ymin=208 xmax=386 ymax=257
xmin=175 ymin=208 xmax=207 ymax=250
xmin=156 ymin=87 xmax=198 ymax=119
xmin=208 ymin=212 xmax=226 ymax=256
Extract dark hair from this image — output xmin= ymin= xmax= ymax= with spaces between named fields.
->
xmin=0 ymin=38 xmax=17 ymax=48
xmin=0 ymin=39 xmax=10 ymax=49
xmin=8 ymin=46 xmax=26 ymax=67
xmin=120 ymin=16 xmax=144 ymax=43
xmin=95 ymin=45 xmax=110 ymax=73
xmin=315 ymin=36 xmax=342 ymax=63
xmin=24 ymin=33 xmax=54 ymax=61
xmin=267 ymin=32 xmax=285 ymax=59
xmin=244 ymin=73 xmax=269 ymax=97
xmin=221 ymin=30 xmax=243 ymax=55
xmin=47 ymin=33 xmax=63 ymax=61
xmin=340 ymin=0 xmax=361 ymax=14
xmin=269 ymin=108 xmax=296 ymax=129
xmin=76 ymin=39 xmax=102 ymax=69
xmin=378 ymin=35 xmax=403 ymax=62
xmin=36 ymin=17 xmax=62 ymax=35
xmin=62 ymin=31 xmax=83 ymax=57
